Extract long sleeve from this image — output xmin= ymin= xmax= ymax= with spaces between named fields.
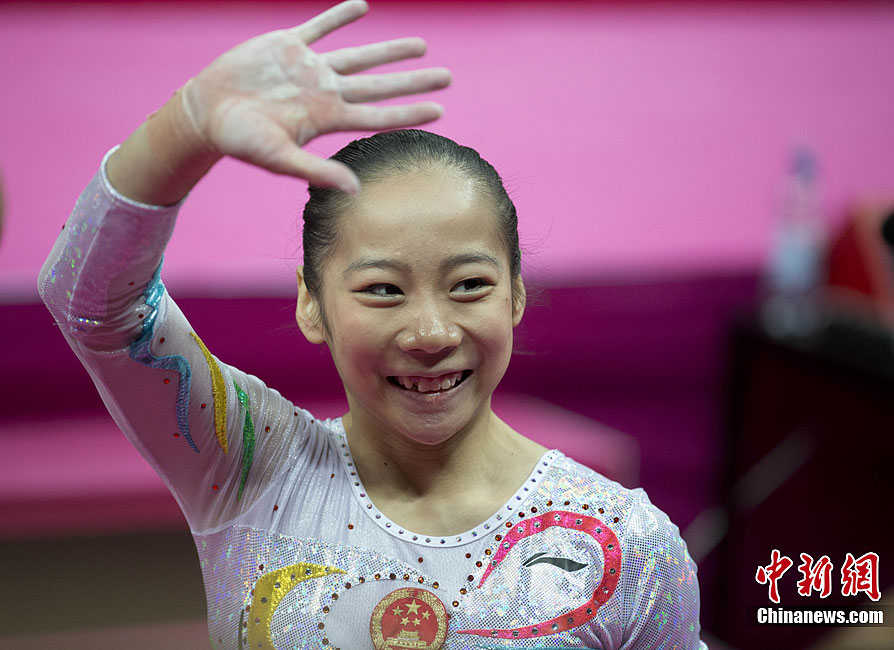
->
xmin=39 ymin=150 xmax=319 ymax=534
xmin=39 ymin=149 xmax=179 ymax=352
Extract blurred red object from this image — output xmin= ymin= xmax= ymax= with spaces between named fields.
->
xmin=826 ymin=203 xmax=894 ymax=326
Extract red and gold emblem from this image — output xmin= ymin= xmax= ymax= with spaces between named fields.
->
xmin=370 ymin=587 xmax=448 ymax=650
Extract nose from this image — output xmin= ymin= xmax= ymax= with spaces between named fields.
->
xmin=397 ymin=300 xmax=462 ymax=354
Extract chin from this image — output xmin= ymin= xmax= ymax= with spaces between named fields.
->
xmin=389 ymin=409 xmax=479 ymax=448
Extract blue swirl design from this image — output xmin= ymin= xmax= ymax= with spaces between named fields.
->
xmin=128 ymin=262 xmax=199 ymax=453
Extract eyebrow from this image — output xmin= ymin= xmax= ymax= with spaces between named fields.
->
xmin=342 ymin=252 xmax=501 ymax=278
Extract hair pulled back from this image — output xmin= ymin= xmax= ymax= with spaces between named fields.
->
xmin=301 ymin=129 xmax=522 ymax=306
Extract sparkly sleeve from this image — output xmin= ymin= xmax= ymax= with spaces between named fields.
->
xmin=38 ymin=150 xmax=320 ymax=534
xmin=615 ymin=490 xmax=707 ymax=650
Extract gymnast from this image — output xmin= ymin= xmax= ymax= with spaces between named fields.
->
xmin=40 ymin=2 xmax=705 ymax=647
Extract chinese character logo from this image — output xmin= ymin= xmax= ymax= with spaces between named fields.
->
xmin=841 ymin=552 xmax=881 ymax=601
xmin=797 ymin=553 xmax=833 ymax=598
xmin=756 ymin=549 xmax=793 ymax=603
xmin=756 ymin=550 xmax=882 ymax=603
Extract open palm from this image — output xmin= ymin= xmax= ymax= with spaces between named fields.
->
xmin=182 ymin=0 xmax=450 ymax=190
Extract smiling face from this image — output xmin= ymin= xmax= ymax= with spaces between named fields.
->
xmin=296 ymin=165 xmax=524 ymax=448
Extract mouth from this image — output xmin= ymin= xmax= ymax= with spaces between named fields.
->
xmin=387 ymin=370 xmax=473 ymax=394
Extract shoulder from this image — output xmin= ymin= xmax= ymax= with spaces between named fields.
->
xmin=552 ymin=453 xmax=692 ymax=557
xmin=549 ymin=454 xmax=704 ymax=647
xmin=548 ymin=453 xmax=699 ymax=591
xmin=547 ymin=453 xmax=654 ymax=520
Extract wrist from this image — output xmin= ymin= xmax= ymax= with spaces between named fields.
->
xmin=145 ymin=85 xmax=221 ymax=181
xmin=107 ymin=87 xmax=222 ymax=206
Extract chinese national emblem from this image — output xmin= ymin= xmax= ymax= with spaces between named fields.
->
xmin=370 ymin=587 xmax=448 ymax=650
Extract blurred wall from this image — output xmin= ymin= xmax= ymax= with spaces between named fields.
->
xmin=2 ymin=1 xmax=894 ymax=297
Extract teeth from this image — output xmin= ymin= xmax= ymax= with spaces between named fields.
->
xmin=393 ymin=372 xmax=464 ymax=393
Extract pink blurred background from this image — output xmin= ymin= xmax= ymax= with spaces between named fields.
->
xmin=3 ymin=1 xmax=893 ymax=296
xmin=1 ymin=2 xmax=893 ymax=649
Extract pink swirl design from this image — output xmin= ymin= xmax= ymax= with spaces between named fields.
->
xmin=457 ymin=510 xmax=621 ymax=639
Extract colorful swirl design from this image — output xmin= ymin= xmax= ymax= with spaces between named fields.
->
xmin=190 ymin=331 xmax=228 ymax=455
xmin=128 ymin=264 xmax=198 ymax=453
xmin=233 ymin=380 xmax=255 ymax=501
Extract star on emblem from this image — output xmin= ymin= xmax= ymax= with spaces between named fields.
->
xmin=405 ymin=599 xmax=422 ymax=615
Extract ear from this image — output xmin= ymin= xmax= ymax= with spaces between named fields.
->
xmin=511 ymin=275 xmax=526 ymax=327
xmin=295 ymin=266 xmax=326 ymax=345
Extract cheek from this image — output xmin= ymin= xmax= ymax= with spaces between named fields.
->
xmin=325 ymin=309 xmax=385 ymax=369
xmin=469 ymin=304 xmax=516 ymax=359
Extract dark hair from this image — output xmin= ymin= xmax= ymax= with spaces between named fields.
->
xmin=301 ymin=129 xmax=522 ymax=312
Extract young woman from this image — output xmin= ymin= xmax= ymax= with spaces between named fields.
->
xmin=40 ymin=2 xmax=705 ymax=648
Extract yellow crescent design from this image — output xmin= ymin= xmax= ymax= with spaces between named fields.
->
xmin=246 ymin=562 xmax=345 ymax=649
xmin=189 ymin=331 xmax=228 ymax=454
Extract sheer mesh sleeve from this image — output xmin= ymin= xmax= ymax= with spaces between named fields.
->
xmin=38 ymin=150 xmax=318 ymax=534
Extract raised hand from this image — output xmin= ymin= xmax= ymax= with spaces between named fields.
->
xmin=182 ymin=0 xmax=450 ymax=191
xmin=108 ymin=0 xmax=450 ymax=203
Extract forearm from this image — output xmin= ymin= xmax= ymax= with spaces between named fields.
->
xmin=39 ymin=151 xmax=181 ymax=351
xmin=107 ymin=86 xmax=221 ymax=206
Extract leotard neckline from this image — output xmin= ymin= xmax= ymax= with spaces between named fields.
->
xmin=328 ymin=417 xmax=562 ymax=548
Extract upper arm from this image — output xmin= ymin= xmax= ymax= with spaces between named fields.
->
xmin=40 ymin=157 xmax=316 ymax=534
xmin=616 ymin=492 xmax=706 ymax=650
xmin=69 ymin=282 xmax=314 ymax=532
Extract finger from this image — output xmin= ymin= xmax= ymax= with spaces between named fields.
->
xmin=266 ymin=145 xmax=361 ymax=194
xmin=323 ymin=37 xmax=427 ymax=75
xmin=340 ymin=67 xmax=451 ymax=103
xmin=337 ymin=102 xmax=445 ymax=132
xmin=292 ymin=0 xmax=369 ymax=45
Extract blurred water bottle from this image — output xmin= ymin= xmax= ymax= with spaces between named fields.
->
xmin=761 ymin=148 xmax=827 ymax=337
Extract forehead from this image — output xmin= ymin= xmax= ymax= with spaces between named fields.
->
xmin=331 ymin=167 xmax=506 ymax=272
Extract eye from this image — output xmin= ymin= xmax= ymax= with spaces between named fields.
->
xmin=361 ymin=284 xmax=403 ymax=297
xmin=451 ymin=278 xmax=491 ymax=293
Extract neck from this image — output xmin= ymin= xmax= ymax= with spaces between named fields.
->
xmin=342 ymin=401 xmax=500 ymax=497
xmin=342 ymin=403 xmax=547 ymax=535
